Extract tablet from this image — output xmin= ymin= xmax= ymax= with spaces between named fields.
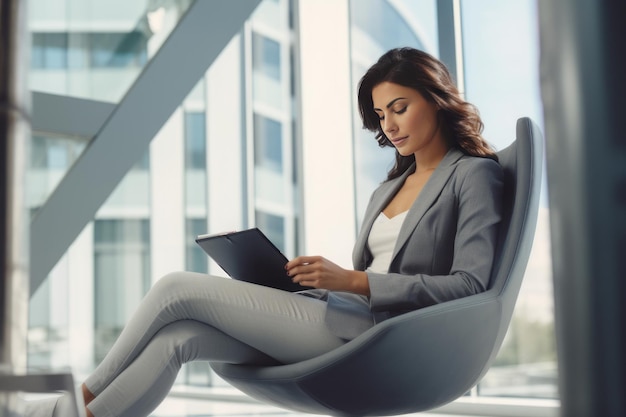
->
xmin=195 ymin=228 xmax=303 ymax=292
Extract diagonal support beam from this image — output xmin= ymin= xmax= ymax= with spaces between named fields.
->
xmin=30 ymin=0 xmax=262 ymax=296
xmin=32 ymin=91 xmax=115 ymax=139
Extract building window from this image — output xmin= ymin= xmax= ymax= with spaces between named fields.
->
xmin=186 ymin=218 xmax=208 ymax=274
xmin=90 ymin=32 xmax=148 ymax=68
xmin=254 ymin=113 xmax=283 ymax=173
xmin=32 ymin=33 xmax=68 ymax=69
xmin=184 ymin=112 xmax=207 ymax=170
xmin=255 ymin=211 xmax=285 ymax=253
xmin=184 ymin=111 xmax=208 ymax=210
xmin=93 ymin=219 xmax=151 ymax=364
xmin=31 ymin=135 xmax=86 ymax=170
xmin=32 ymin=31 xmax=148 ymax=70
xmin=251 ymin=32 xmax=284 ymax=109
xmin=252 ymin=33 xmax=281 ymax=81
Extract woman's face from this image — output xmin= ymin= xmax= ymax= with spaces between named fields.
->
xmin=371 ymin=81 xmax=445 ymax=158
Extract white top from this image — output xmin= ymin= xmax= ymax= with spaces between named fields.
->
xmin=366 ymin=210 xmax=408 ymax=274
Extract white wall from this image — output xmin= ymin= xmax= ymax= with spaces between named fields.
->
xmin=150 ymin=110 xmax=186 ymax=280
xmin=296 ymin=0 xmax=356 ymax=267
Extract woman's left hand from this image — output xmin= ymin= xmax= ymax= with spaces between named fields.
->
xmin=285 ymin=256 xmax=370 ymax=295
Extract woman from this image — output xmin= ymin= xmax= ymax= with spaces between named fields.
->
xmin=35 ymin=47 xmax=502 ymax=417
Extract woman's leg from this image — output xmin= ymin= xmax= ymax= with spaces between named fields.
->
xmin=83 ymin=272 xmax=345 ymax=416
xmin=87 ymin=320 xmax=277 ymax=417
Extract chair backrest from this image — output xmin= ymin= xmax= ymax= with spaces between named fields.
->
xmin=489 ymin=117 xmax=543 ymax=348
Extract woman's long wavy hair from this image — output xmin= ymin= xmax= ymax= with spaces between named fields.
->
xmin=358 ymin=47 xmax=497 ymax=181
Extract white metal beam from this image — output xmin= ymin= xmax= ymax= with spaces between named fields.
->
xmin=30 ymin=0 xmax=262 ymax=295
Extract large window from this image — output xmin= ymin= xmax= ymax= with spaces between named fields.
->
xmin=461 ymin=0 xmax=556 ymax=399
xmin=349 ymin=0 xmax=439 ymax=223
xmin=26 ymin=0 xmax=557 ymax=413
xmin=349 ymin=0 xmax=556 ymax=404
xmin=93 ymin=219 xmax=151 ymax=363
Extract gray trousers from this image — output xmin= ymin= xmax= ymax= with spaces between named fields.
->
xmin=82 ymin=272 xmax=346 ymax=417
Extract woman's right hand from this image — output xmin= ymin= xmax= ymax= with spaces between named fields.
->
xmin=286 ymin=256 xmax=370 ymax=295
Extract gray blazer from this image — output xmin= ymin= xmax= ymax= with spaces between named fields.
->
xmin=302 ymin=148 xmax=504 ymax=340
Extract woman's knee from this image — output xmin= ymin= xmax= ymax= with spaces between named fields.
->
xmin=154 ymin=271 xmax=188 ymax=289
xmin=149 ymin=271 xmax=205 ymax=298
xmin=148 ymin=321 xmax=213 ymax=365
xmin=149 ymin=271 xmax=237 ymax=304
xmin=139 ymin=272 xmax=197 ymax=317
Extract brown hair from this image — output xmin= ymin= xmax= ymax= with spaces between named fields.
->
xmin=357 ymin=47 xmax=497 ymax=181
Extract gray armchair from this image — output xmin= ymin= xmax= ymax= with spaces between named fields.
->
xmin=211 ymin=117 xmax=544 ymax=416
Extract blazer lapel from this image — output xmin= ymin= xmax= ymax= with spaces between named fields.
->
xmin=392 ymin=148 xmax=464 ymax=259
xmin=352 ymin=168 xmax=413 ymax=269
xmin=362 ymin=169 xmax=412 ymax=230
xmin=353 ymin=148 xmax=465 ymax=270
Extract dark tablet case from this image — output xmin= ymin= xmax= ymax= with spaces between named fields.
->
xmin=195 ymin=228 xmax=302 ymax=292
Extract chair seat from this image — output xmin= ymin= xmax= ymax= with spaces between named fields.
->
xmin=213 ymin=290 xmax=504 ymax=416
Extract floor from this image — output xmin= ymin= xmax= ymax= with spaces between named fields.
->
xmin=152 ymin=398 xmax=465 ymax=417
xmin=19 ymin=388 xmax=473 ymax=417
xmin=150 ymin=388 xmax=470 ymax=417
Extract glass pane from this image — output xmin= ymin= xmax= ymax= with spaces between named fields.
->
xmin=32 ymin=33 xmax=68 ymax=69
xmin=28 ymin=144 xmax=151 ymax=376
xmin=255 ymin=211 xmax=285 ymax=252
xmin=186 ymin=218 xmax=208 ymax=274
xmin=461 ymin=0 xmax=557 ymax=399
xmin=94 ymin=219 xmax=151 ymax=363
xmin=26 ymin=0 xmax=296 ymax=398
xmin=252 ymin=33 xmax=283 ymax=108
xmin=349 ymin=0 xmax=439 ymax=225
xmin=185 ymin=111 xmax=208 ymax=209
xmin=254 ymin=113 xmax=285 ymax=203
xmin=248 ymin=0 xmax=297 ymax=267
xmin=180 ymin=361 xmax=213 ymax=387
xmin=254 ymin=114 xmax=283 ymax=172
xmin=28 ymin=0 xmax=193 ymax=103
xmin=350 ymin=0 xmax=436 ymax=54
xmin=28 ymin=259 xmax=70 ymax=369
xmin=89 ymin=32 xmax=147 ymax=68
xmin=252 ymin=33 xmax=281 ymax=81
xmin=185 ymin=112 xmax=207 ymax=170
xmin=251 ymin=0 xmax=286 ymax=32
xmin=28 ymin=134 xmax=88 ymax=212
